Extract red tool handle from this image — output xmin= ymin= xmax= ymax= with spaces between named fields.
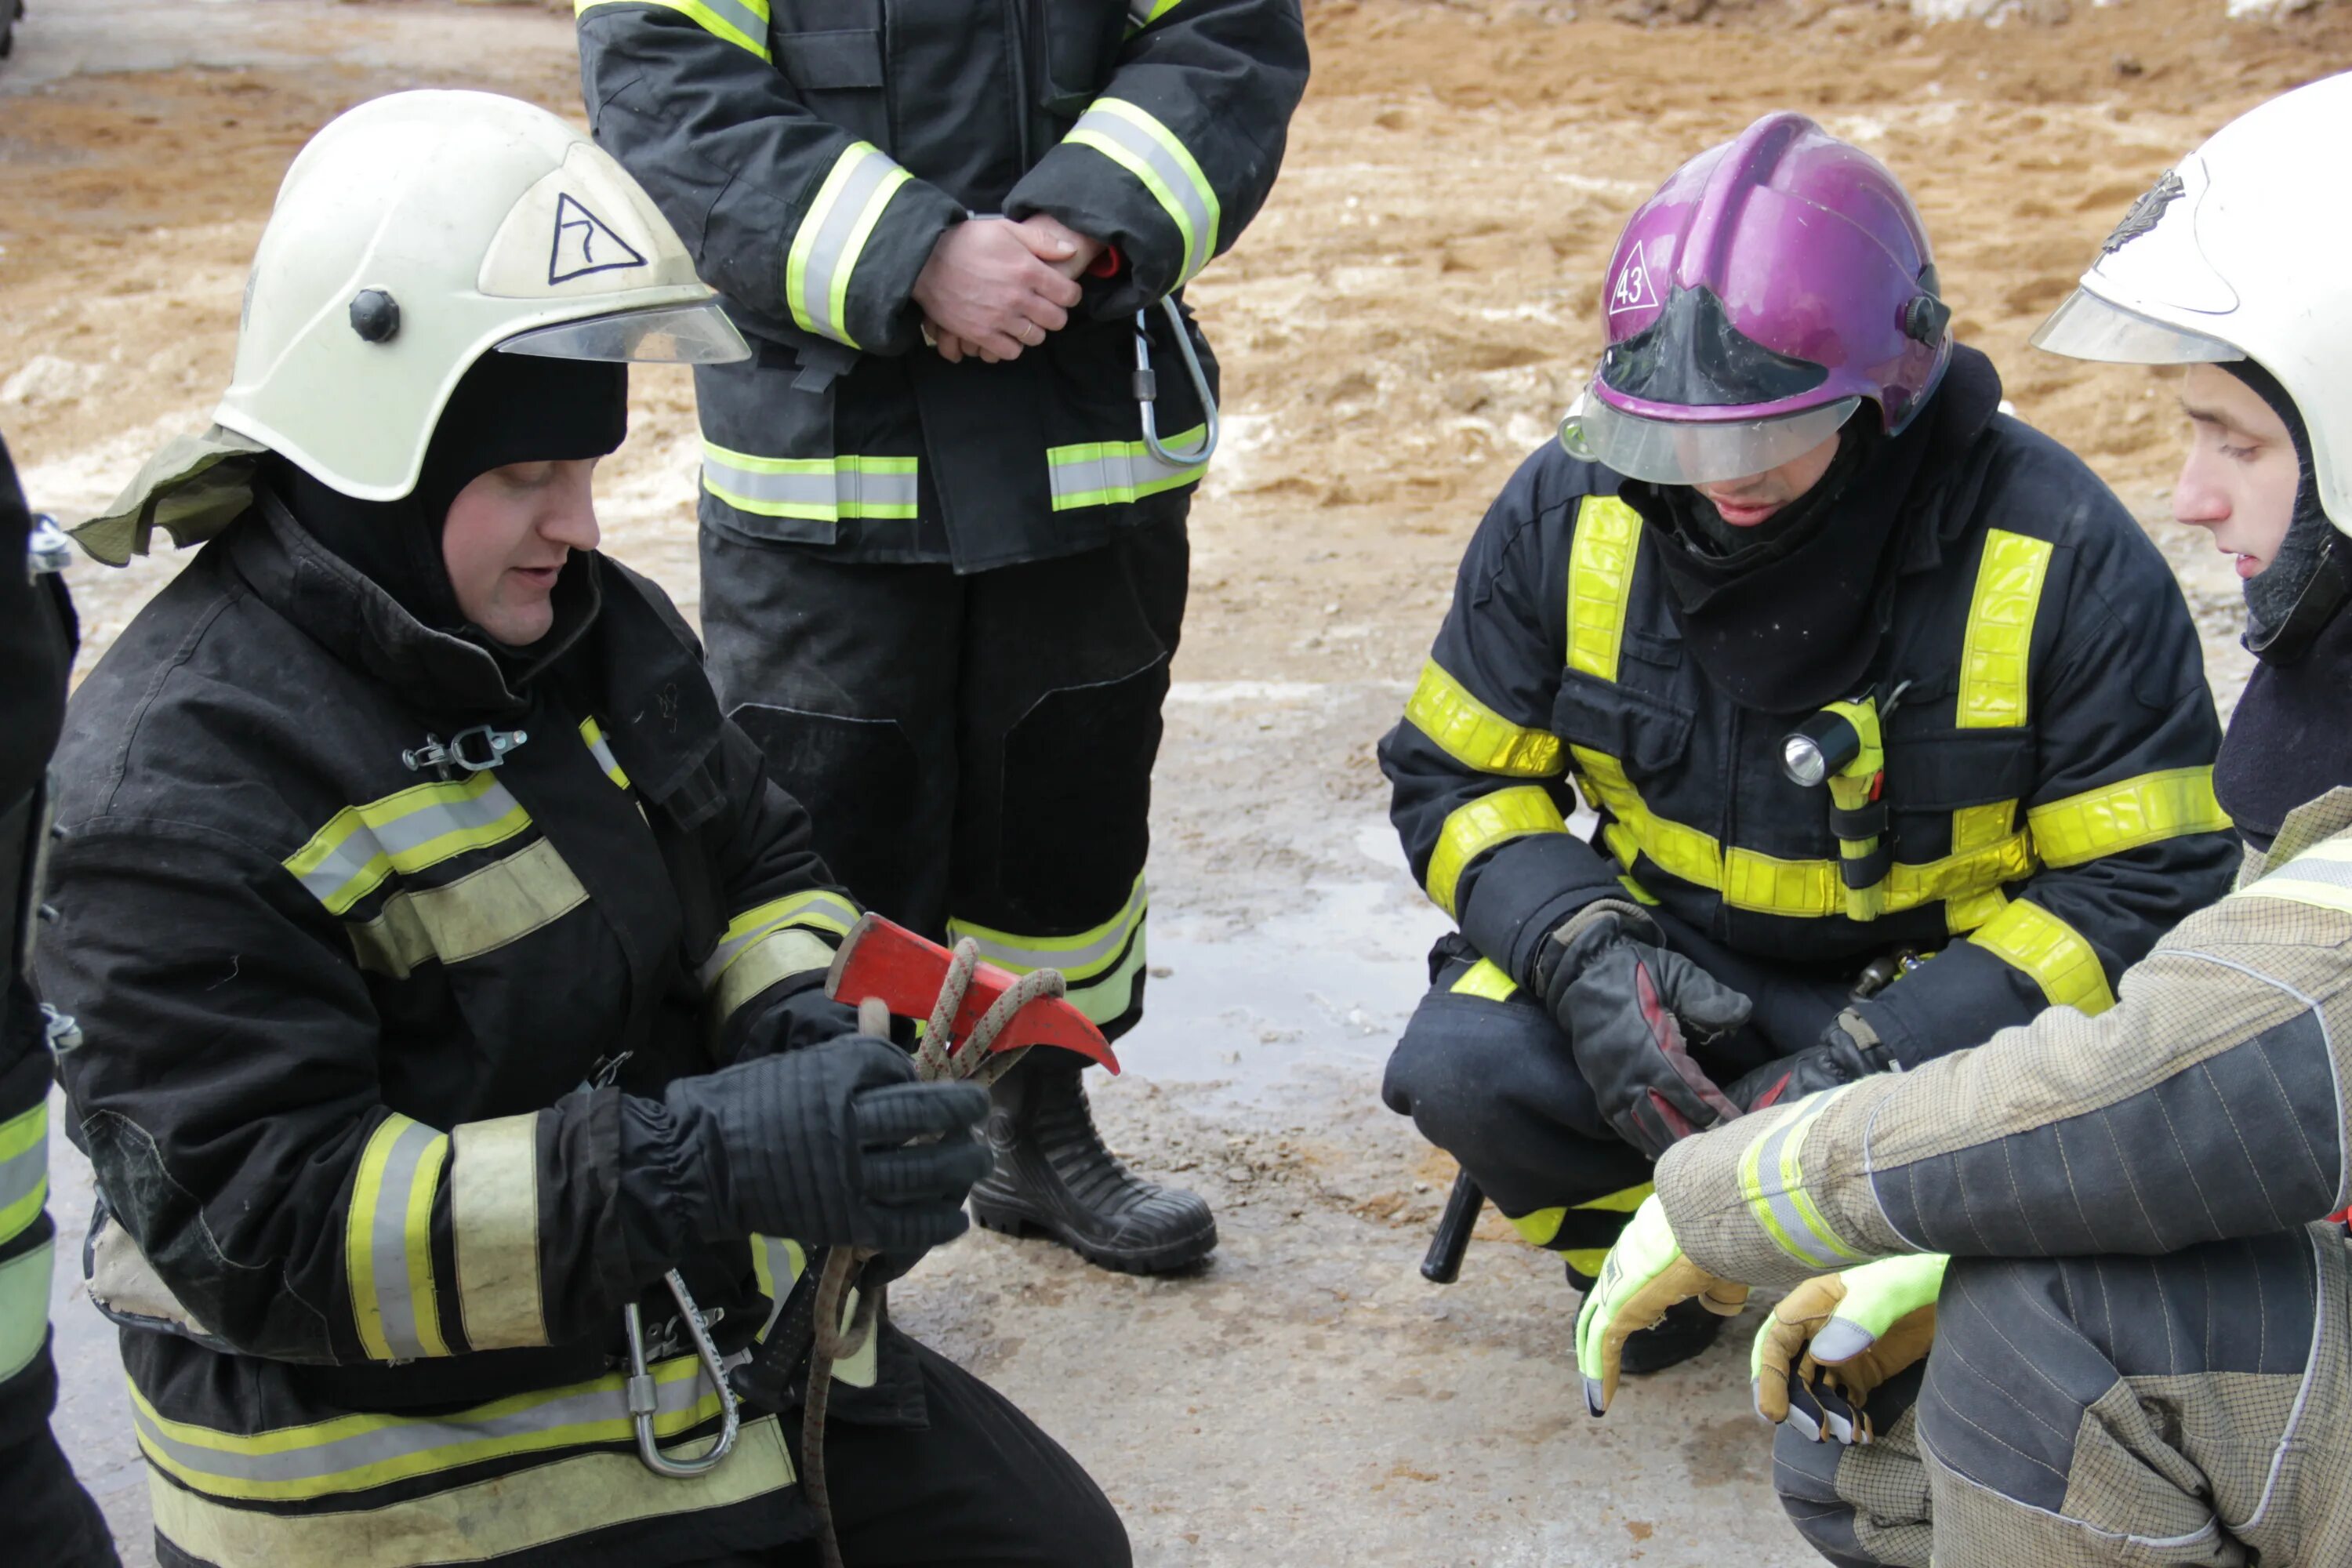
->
xmin=825 ymin=913 xmax=1120 ymax=1073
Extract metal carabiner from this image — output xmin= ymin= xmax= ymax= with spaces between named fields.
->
xmin=1131 ymin=295 xmax=1219 ymax=468
xmin=623 ymin=1269 xmax=742 ymax=1479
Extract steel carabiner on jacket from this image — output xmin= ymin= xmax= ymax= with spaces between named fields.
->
xmin=1131 ymin=295 xmax=1218 ymax=468
xmin=622 ymin=1269 xmax=742 ymax=1479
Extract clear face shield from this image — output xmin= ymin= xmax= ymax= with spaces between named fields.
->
xmin=2027 ymin=289 xmax=2244 ymax=366
xmin=1559 ymin=389 xmax=1861 ymax=487
xmin=495 ymin=300 xmax=750 ymax=365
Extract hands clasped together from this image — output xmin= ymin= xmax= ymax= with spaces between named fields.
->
xmin=912 ymin=213 xmax=1103 ymax=364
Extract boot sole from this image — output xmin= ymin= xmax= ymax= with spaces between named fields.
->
xmin=969 ymin=1196 xmax=1218 ymax=1275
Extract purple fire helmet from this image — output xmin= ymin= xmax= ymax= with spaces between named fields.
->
xmin=1559 ymin=112 xmax=1954 ymax=487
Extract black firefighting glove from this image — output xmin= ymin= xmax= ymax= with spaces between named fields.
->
xmin=659 ymin=1035 xmax=992 ymax=1254
xmin=1725 ymin=1011 xmax=1895 ymax=1113
xmin=1536 ymin=903 xmax=1751 ymax=1160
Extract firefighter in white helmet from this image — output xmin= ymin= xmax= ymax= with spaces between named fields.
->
xmin=45 ymin=90 xmax=1126 ymax=1567
xmin=1574 ymin=71 xmax=2352 ymax=1567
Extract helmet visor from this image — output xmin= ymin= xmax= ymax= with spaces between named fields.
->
xmin=496 ymin=301 xmax=750 ymax=365
xmin=2029 ymin=289 xmax=2243 ymax=366
xmin=1559 ymin=391 xmax=1861 ymax=486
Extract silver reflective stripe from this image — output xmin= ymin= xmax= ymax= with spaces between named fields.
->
xmin=788 ymin=144 xmax=908 ymax=347
xmin=129 ymin=1354 xmax=723 ymax=1490
xmin=0 ymin=1100 xmax=47 ymax=1247
xmin=289 ymin=775 xmax=528 ymax=915
xmin=0 ymin=1239 xmax=54 ymax=1382
xmin=452 ymin=1114 xmax=547 ymax=1351
xmin=699 ymin=452 xmax=920 ymax=520
xmin=948 ymin=880 xmax=1146 ymax=979
xmin=1067 ymin=101 xmax=1217 ymax=282
xmin=754 ymin=1235 xmax=801 ymax=1340
xmin=1046 ymin=435 xmax=1205 ymax=511
xmin=370 ymin=1120 xmax=445 ymax=1361
xmin=699 ymin=891 xmax=861 ymax=989
xmin=1751 ymin=1115 xmax=1846 ymax=1270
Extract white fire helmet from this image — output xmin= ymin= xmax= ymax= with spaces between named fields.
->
xmin=2032 ymin=71 xmax=2352 ymax=532
xmin=214 ymin=89 xmax=747 ymax=501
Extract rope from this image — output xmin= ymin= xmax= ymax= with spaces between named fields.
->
xmin=801 ymin=941 xmax=1067 ymax=1568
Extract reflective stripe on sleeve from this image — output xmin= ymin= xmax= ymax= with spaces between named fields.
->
xmin=751 ymin=1234 xmax=808 ymax=1341
xmin=579 ymin=717 xmax=631 ymax=790
xmin=575 ymin=0 xmax=774 ymax=60
xmin=1448 ymin=957 xmax=1519 ymax=1003
xmin=285 ymin=772 xmax=532 ymax=916
xmin=1065 ymin=100 xmax=1221 ymax=284
xmin=2236 ymin=836 xmax=2352 ymax=915
xmin=1044 ymin=426 xmax=1207 ymax=511
xmin=702 ymin=442 xmax=920 ymax=522
xmin=786 ymin=143 xmax=913 ymax=348
xmin=347 ymin=839 xmax=590 ymax=980
xmin=1405 ymin=659 xmax=1565 ymax=779
xmin=450 ymin=1115 xmax=546 ymax=1352
xmin=2027 ymin=766 xmax=2231 ymax=868
xmin=1957 ymin=528 xmax=2053 ymax=729
xmin=0 ymin=1098 xmax=48 ymax=1248
xmin=1737 ymin=1094 xmax=1867 ymax=1270
xmin=0 ymin=1237 xmax=53 ymax=1383
xmin=949 ymin=874 xmax=1149 ymax=1027
xmin=347 ymin=1116 xmax=452 ymax=1362
xmin=1425 ymin=786 xmax=1569 ymax=920
xmin=700 ymin=891 xmax=858 ymax=987
xmin=1505 ymin=1181 xmax=1651 ymax=1249
xmin=1967 ymin=897 xmax=2116 ymax=1014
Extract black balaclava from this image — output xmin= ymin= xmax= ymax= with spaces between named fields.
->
xmin=2227 ymin=358 xmax=2351 ymax=666
xmin=2210 ymin=358 xmax=2352 ymax=851
xmin=267 ymin=349 xmax=628 ymax=655
xmin=1621 ymin=343 xmax=2002 ymax=713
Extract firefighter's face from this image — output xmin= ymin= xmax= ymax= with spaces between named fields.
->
xmin=441 ymin=459 xmax=602 ymax=644
xmin=2173 ymin=363 xmax=2299 ymax=582
xmin=1690 ymin=430 xmax=1845 ymax=528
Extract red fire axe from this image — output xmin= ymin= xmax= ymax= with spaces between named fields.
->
xmin=823 ymin=913 xmax=1120 ymax=1073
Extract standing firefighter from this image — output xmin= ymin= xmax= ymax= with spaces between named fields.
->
xmin=1575 ymin=73 xmax=2352 ymax=1568
xmin=1380 ymin=113 xmax=2238 ymax=1372
xmin=574 ymin=0 xmax=1308 ymax=1274
xmin=0 ymin=436 xmax=118 ymax=1566
xmin=43 ymin=93 xmax=1126 ymax=1568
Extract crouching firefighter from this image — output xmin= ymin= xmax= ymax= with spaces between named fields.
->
xmin=41 ymin=93 xmax=1127 ymax=1568
xmin=1379 ymin=111 xmax=2238 ymax=1374
xmin=0 ymin=431 xmax=119 ymax=1566
xmin=1576 ymin=73 xmax=2352 ymax=1568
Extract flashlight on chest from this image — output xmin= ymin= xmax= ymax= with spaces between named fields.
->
xmin=1781 ymin=691 xmax=1896 ymax=922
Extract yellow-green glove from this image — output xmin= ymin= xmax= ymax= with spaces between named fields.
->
xmin=1572 ymin=1193 xmax=1748 ymax=1415
xmin=1751 ymin=1253 xmax=1948 ymax=1443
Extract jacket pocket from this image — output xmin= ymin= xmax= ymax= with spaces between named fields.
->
xmin=1032 ymin=0 xmax=1127 ymax=119
xmin=1882 ymin=727 xmax=2038 ymax=811
xmin=1552 ymin=670 xmax=1694 ymax=784
xmin=773 ymin=28 xmax=885 ymax=89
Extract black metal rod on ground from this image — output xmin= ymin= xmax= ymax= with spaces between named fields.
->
xmin=1420 ymin=1170 xmax=1483 ymax=1284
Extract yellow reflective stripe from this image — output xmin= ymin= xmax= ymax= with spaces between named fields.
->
xmin=347 ymin=839 xmax=590 ymax=981
xmin=1737 ymin=1094 xmax=1866 ymax=1270
xmin=0 ymin=1239 xmax=52 ymax=1383
xmin=346 ymin=1116 xmax=451 ymax=1362
xmin=1951 ymin=800 xmax=2017 ymax=855
xmin=449 ymin=1114 xmax=546 ymax=1352
xmin=2235 ymin=835 xmax=2352 ymax=915
xmin=0 ymin=1098 xmax=48 ymax=1248
xmin=1506 ymin=1183 xmax=1650 ymax=1250
xmin=1127 ymin=0 xmax=1185 ymax=28
xmin=148 ymin=1413 xmax=793 ymax=1568
xmin=786 ymin=143 xmax=911 ymax=348
xmin=711 ymin=929 xmax=837 ymax=1031
xmin=1065 ymin=100 xmax=1220 ymax=284
xmin=579 ymin=717 xmax=631 ymax=790
xmin=701 ymin=890 xmax=861 ymax=991
xmin=1577 ymin=1183 xmax=1654 ymax=1215
xmin=128 ymin=1352 xmax=760 ymax=1504
xmin=284 ymin=771 xmax=532 ymax=917
xmin=751 ymin=1234 xmax=808 ymax=1341
xmin=1958 ymin=528 xmax=2053 ymax=729
xmin=1508 ymin=1207 xmax=1563 ymax=1247
xmin=1968 ymin=898 xmax=2116 ymax=1015
xmin=701 ymin=441 xmax=920 ymax=522
xmin=1449 ymin=957 xmax=1519 ymax=1003
xmin=2027 ymin=766 xmax=2231 ymax=868
xmin=950 ymin=875 xmax=1151 ymax=1026
xmin=1425 ymin=786 xmax=1569 ymax=920
xmin=1404 ymin=659 xmax=1565 ymax=779
xmin=1561 ymin=1247 xmax=1611 ymax=1278
xmin=1045 ymin=426 xmax=1208 ymax=511
xmin=575 ymin=0 xmax=773 ymax=60
xmin=1566 ymin=497 xmax=1642 ymax=681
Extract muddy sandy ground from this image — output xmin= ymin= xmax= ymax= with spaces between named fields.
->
xmin=8 ymin=0 xmax=2346 ymax=1561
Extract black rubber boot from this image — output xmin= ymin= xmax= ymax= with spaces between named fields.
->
xmin=1616 ymin=1297 xmax=1724 ymax=1376
xmin=967 ymin=1057 xmax=1217 ymax=1274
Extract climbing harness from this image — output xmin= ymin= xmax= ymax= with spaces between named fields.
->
xmin=1133 ymin=295 xmax=1219 ymax=467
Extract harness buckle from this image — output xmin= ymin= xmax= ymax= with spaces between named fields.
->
xmin=401 ymin=724 xmax=528 ymax=777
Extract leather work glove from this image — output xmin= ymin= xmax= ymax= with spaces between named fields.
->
xmin=1725 ymin=1009 xmax=1896 ymax=1113
xmin=1573 ymin=1193 xmax=1748 ymax=1416
xmin=1752 ymin=1254 xmax=1949 ymax=1444
xmin=1540 ymin=905 xmax=1752 ymax=1159
xmin=659 ymin=1035 xmax=992 ymax=1254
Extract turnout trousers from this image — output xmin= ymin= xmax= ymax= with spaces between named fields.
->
xmin=700 ymin=510 xmax=1188 ymax=1041
xmin=1773 ymin=1226 xmax=2352 ymax=1568
xmin=1381 ymin=909 xmax=1853 ymax=1280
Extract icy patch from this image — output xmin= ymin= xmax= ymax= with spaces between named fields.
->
xmin=2 ymin=354 xmax=107 ymax=409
